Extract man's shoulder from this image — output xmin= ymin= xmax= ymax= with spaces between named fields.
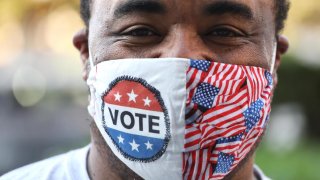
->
xmin=1 ymin=145 xmax=90 ymax=180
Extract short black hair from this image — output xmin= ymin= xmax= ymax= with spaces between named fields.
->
xmin=274 ymin=0 xmax=290 ymax=34
xmin=80 ymin=0 xmax=290 ymax=34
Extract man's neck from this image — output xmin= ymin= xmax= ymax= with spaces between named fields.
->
xmin=227 ymin=156 xmax=257 ymax=180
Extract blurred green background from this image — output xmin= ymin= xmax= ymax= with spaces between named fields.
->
xmin=0 ymin=0 xmax=320 ymax=179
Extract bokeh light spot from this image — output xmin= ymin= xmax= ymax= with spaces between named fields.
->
xmin=12 ymin=66 xmax=47 ymax=107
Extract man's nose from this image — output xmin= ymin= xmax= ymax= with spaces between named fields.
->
xmin=158 ymin=27 xmax=213 ymax=60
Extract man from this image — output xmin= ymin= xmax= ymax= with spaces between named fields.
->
xmin=1 ymin=0 xmax=289 ymax=179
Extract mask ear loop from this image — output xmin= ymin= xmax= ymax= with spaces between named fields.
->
xmin=270 ymin=41 xmax=277 ymax=74
xmin=86 ymin=49 xmax=97 ymax=117
xmin=88 ymin=50 xmax=95 ymax=69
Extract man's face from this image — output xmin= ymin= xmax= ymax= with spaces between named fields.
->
xmin=72 ymin=0 xmax=289 ymax=178
xmin=88 ymin=0 xmax=276 ymax=70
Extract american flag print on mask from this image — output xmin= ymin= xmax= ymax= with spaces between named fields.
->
xmin=183 ymin=60 xmax=273 ymax=180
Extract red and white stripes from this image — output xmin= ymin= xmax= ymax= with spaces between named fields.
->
xmin=183 ymin=60 xmax=273 ymax=180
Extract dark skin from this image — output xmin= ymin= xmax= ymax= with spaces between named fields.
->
xmin=73 ymin=0 xmax=289 ymax=179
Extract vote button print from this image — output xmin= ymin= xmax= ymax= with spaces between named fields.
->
xmin=101 ymin=76 xmax=170 ymax=162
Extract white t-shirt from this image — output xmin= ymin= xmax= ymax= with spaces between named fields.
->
xmin=1 ymin=145 xmax=270 ymax=180
xmin=1 ymin=146 xmax=90 ymax=180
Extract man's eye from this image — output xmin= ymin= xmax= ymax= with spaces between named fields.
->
xmin=210 ymin=28 xmax=243 ymax=37
xmin=123 ymin=27 xmax=157 ymax=37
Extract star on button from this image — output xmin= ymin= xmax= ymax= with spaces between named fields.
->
xmin=129 ymin=139 xmax=140 ymax=152
xmin=117 ymin=134 xmax=124 ymax=144
xmin=127 ymin=89 xmax=138 ymax=103
xmin=143 ymin=96 xmax=151 ymax=107
xmin=114 ymin=92 xmax=122 ymax=102
xmin=145 ymin=141 xmax=153 ymax=150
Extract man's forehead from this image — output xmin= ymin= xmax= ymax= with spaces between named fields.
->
xmin=94 ymin=0 xmax=273 ymax=16
xmin=104 ymin=0 xmax=266 ymax=5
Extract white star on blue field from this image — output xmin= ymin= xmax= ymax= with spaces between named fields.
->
xmin=107 ymin=128 xmax=164 ymax=159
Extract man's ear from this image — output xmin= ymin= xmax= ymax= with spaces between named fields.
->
xmin=273 ymin=35 xmax=289 ymax=87
xmin=73 ymin=28 xmax=89 ymax=81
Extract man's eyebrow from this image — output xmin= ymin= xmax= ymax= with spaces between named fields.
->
xmin=203 ymin=1 xmax=253 ymax=20
xmin=114 ymin=0 xmax=167 ymax=18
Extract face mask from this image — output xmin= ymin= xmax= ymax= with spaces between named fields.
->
xmin=87 ymin=58 xmax=273 ymax=180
